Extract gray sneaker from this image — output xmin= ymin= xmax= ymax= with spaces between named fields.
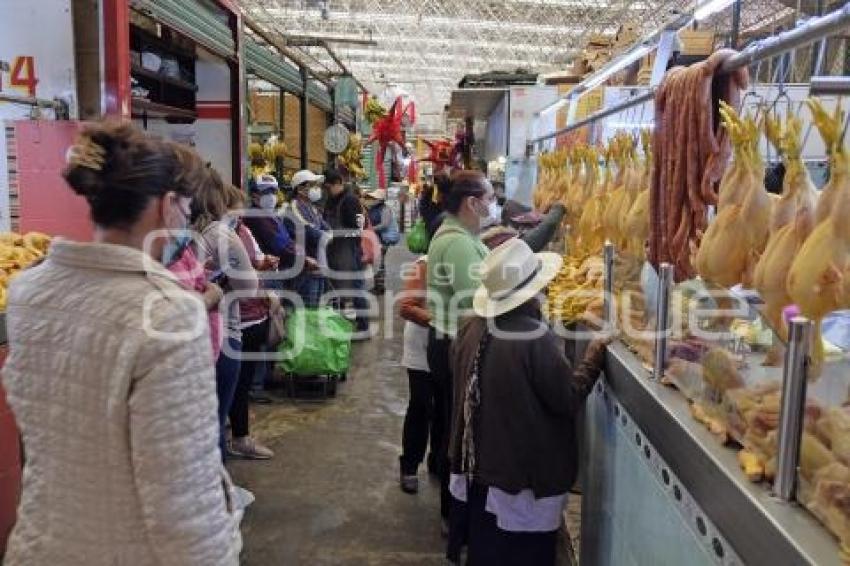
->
xmin=228 ymin=436 xmax=274 ymax=460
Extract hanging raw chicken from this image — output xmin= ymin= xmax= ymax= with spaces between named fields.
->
xmin=787 ymin=99 xmax=850 ymax=376
xmin=695 ymin=103 xmax=761 ymax=287
xmin=753 ymin=115 xmax=818 ymax=351
xmin=577 ymin=144 xmax=612 ymax=254
xmin=603 ymin=134 xmax=632 ymax=248
xmin=624 ymin=129 xmax=653 ymax=259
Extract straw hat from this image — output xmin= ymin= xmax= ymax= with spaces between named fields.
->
xmin=472 ymin=238 xmax=562 ymax=318
xmin=366 ymin=188 xmax=387 ymax=200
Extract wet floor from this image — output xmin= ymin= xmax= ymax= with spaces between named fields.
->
xmin=228 ymin=247 xmax=446 ymax=565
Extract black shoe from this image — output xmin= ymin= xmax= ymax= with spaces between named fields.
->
xmin=400 ymin=472 xmax=419 ymax=494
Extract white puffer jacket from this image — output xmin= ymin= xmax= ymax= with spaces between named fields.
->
xmin=1 ymin=240 xmax=240 ymax=566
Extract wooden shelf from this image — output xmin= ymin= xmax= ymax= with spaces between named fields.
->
xmin=131 ymin=97 xmax=196 ymax=120
xmin=130 ymin=23 xmax=195 ymax=60
xmin=131 ymin=64 xmax=198 ymax=92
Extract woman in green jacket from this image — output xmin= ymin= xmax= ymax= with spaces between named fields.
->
xmin=426 ymin=170 xmax=498 ymax=530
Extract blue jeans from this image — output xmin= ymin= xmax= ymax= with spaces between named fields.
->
xmin=215 ymin=337 xmax=242 ymax=459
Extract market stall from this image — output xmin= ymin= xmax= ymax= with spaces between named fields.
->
xmin=125 ymin=0 xmax=243 ymax=184
xmin=529 ymin=5 xmax=850 ymax=564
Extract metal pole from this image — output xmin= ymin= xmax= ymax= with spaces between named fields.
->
xmin=774 ymin=317 xmax=813 ymax=501
xmin=300 ymin=66 xmax=309 ymax=170
xmin=730 ymin=0 xmax=742 ymax=49
xmin=529 ymin=4 xmax=850 ymax=148
xmin=603 ymin=241 xmax=615 ymax=327
xmin=652 ymin=263 xmax=673 ymax=381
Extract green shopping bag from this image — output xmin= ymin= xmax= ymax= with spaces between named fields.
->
xmin=277 ymin=307 xmax=353 ymax=375
xmin=406 ymin=219 xmax=430 ymax=254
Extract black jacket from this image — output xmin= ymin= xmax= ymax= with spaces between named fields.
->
xmin=449 ymin=304 xmax=605 ymax=497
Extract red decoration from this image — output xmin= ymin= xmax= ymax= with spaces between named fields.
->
xmin=366 ymin=96 xmax=415 ymax=188
xmin=421 ymin=139 xmax=454 ymax=172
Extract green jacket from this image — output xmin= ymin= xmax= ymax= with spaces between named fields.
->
xmin=427 ymin=215 xmax=489 ymax=337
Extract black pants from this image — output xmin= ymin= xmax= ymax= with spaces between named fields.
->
xmin=400 ymin=369 xmax=439 ymax=475
xmin=427 ymin=327 xmax=454 ymax=520
xmin=466 ymin=483 xmax=557 ymax=566
xmin=230 ymin=319 xmax=269 ymax=438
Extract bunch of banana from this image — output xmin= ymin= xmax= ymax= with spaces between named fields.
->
xmin=364 ymin=97 xmax=387 ymax=125
xmin=263 ymin=140 xmax=287 ymax=163
xmin=0 ymin=231 xmax=52 ymax=310
xmin=339 ymin=134 xmax=367 ymax=179
xmin=546 ymin=254 xmax=605 ymax=325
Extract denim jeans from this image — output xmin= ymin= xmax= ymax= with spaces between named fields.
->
xmin=215 ymin=337 xmax=242 ymax=459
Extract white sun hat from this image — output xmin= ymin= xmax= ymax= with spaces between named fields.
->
xmin=366 ymin=188 xmax=388 ymax=200
xmin=472 ymin=238 xmax=563 ymax=318
xmin=291 ymin=170 xmax=324 ymax=188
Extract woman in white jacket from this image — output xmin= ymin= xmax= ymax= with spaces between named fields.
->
xmin=1 ymin=123 xmax=240 ymax=565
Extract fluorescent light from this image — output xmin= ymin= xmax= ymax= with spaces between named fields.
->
xmin=582 ymin=44 xmax=652 ymax=91
xmin=694 ymin=0 xmax=736 ymax=21
xmin=538 ymin=98 xmax=569 ymax=117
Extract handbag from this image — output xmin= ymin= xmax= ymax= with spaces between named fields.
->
xmin=265 ymin=295 xmax=287 ymax=349
xmin=361 ymin=228 xmax=381 ymax=265
xmin=406 ymin=219 xmax=430 ymax=253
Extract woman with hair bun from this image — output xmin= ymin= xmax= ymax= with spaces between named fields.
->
xmin=1 ymin=122 xmax=241 ymax=566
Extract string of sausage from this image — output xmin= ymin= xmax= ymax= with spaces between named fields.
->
xmin=649 ymin=50 xmax=749 ymax=281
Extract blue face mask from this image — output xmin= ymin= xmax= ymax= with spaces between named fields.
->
xmin=162 ymin=232 xmax=192 ymax=266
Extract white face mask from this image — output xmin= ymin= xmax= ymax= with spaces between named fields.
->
xmin=473 ymin=197 xmax=501 ymax=229
xmin=259 ymin=193 xmax=277 ymax=210
xmin=308 ymin=187 xmax=323 ymax=203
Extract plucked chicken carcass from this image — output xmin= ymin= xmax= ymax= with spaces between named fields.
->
xmin=787 ymin=99 xmax=850 ymax=376
xmin=695 ymin=104 xmax=767 ymax=288
xmin=603 ymin=135 xmax=630 ymax=247
xmin=577 ymin=147 xmax=608 ymax=254
xmin=753 ymin=115 xmax=818 ymax=346
xmin=624 ymin=129 xmax=653 ymax=259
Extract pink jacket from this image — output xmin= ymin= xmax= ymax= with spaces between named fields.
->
xmin=168 ymin=246 xmax=223 ymax=360
xmin=236 ymin=223 xmax=269 ymax=324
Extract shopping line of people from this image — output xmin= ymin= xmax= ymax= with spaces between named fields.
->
xmin=0 ymin=122 xmax=401 ymax=565
xmin=396 ymin=170 xmax=611 ymax=565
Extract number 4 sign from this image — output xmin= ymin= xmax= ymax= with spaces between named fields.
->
xmin=0 ymin=56 xmax=38 ymax=97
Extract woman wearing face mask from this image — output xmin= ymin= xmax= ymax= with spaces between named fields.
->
xmin=425 ymin=169 xmax=497 ymax=534
xmin=2 ymin=123 xmax=240 ymax=565
xmin=192 ymin=169 xmax=267 ymax=460
xmin=281 ymin=170 xmax=331 ymax=308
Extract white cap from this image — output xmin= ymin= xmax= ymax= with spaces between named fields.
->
xmin=292 ymin=170 xmax=325 ymax=188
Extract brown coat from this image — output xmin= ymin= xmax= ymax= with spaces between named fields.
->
xmin=449 ymin=304 xmax=606 ymax=497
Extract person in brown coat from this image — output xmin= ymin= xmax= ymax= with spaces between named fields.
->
xmin=447 ymin=238 xmax=609 ymax=566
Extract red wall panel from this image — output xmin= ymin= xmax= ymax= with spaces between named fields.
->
xmin=0 ymin=347 xmax=19 ymax=558
xmin=14 ymin=121 xmax=94 ymax=241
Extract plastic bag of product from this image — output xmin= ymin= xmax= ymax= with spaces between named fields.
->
xmin=278 ymin=307 xmax=353 ymax=376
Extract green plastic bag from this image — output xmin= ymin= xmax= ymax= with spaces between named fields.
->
xmin=406 ymin=219 xmax=430 ymax=254
xmin=278 ymin=307 xmax=353 ymax=375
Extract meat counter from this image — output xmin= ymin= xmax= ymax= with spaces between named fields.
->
xmin=571 ymin=305 xmax=846 ymax=565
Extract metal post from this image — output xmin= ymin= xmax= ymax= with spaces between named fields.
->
xmin=774 ymin=317 xmax=813 ymax=501
xmin=730 ymin=0 xmax=742 ymax=49
xmin=603 ymin=241 xmax=615 ymax=327
xmin=652 ymin=263 xmax=673 ymax=380
xmin=300 ymin=66 xmax=309 ymax=170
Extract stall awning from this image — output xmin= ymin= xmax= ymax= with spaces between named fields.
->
xmin=447 ymin=88 xmax=507 ymax=120
xmin=134 ymin=0 xmax=235 ymax=59
xmin=245 ymin=39 xmax=304 ymax=95
xmin=338 ymin=107 xmax=356 ymax=128
xmin=307 ymin=81 xmax=333 ymax=113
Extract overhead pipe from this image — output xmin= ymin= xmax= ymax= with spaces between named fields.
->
xmin=528 ymin=3 xmax=850 ymax=148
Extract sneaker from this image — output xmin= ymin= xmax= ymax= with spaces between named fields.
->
xmin=400 ymin=472 xmax=419 ymax=494
xmin=228 ymin=436 xmax=274 ymax=460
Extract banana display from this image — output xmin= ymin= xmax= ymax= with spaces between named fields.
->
xmin=248 ymin=139 xmax=287 ymax=177
xmin=338 ymin=133 xmax=366 ymax=179
xmin=364 ymin=96 xmax=387 ymax=125
xmin=0 ymin=231 xmax=52 ymax=310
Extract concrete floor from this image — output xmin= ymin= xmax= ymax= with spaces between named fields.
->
xmin=229 ymin=247 xmax=447 ymax=565
xmin=228 ymin=246 xmax=582 ymax=565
